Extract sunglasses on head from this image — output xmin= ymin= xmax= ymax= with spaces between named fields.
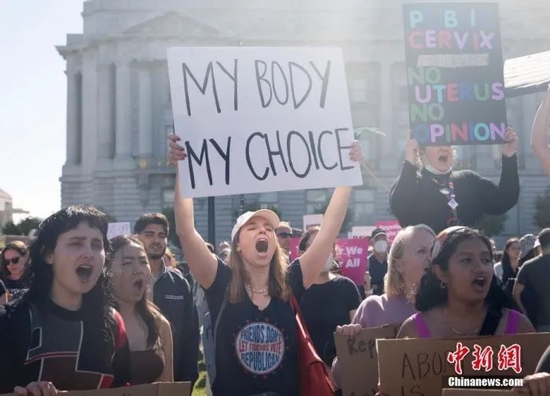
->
xmin=4 ymin=256 xmax=21 ymax=266
xmin=277 ymin=232 xmax=292 ymax=239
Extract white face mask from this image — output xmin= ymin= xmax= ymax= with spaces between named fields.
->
xmin=374 ymin=240 xmax=388 ymax=253
xmin=322 ymin=253 xmax=334 ymax=273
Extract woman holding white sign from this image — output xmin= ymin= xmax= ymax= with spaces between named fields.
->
xmin=169 ymin=133 xmax=363 ymax=396
xmin=531 ymin=85 xmax=550 ymax=176
xmin=389 ymin=129 xmax=520 ymax=234
xmin=398 ymin=226 xmax=534 ymax=339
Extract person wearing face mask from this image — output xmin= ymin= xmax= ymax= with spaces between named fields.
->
xmin=389 ymin=129 xmax=520 ymax=235
xmin=369 ymin=229 xmax=389 ymax=296
xmin=286 ymin=227 xmax=362 ymax=368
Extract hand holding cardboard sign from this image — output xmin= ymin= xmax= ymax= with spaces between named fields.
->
xmin=335 ymin=323 xmax=362 ymax=337
xmin=502 ymin=127 xmax=519 ymax=157
xmin=13 ymin=381 xmax=58 ymax=396
xmin=168 ymin=134 xmax=187 ymax=165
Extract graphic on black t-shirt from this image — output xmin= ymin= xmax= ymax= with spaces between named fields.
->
xmin=235 ymin=321 xmax=285 ymax=375
xmin=25 ymin=304 xmax=114 ymax=389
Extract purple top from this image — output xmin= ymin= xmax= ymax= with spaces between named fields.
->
xmin=412 ymin=309 xmax=522 ymax=338
xmin=332 ymin=294 xmax=417 ymax=388
xmin=353 ymin=294 xmax=418 ymax=328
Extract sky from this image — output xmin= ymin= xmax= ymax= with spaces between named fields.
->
xmin=0 ymin=1 xmax=83 ymax=223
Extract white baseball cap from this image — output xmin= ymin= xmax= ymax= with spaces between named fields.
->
xmin=231 ymin=210 xmax=280 ymax=242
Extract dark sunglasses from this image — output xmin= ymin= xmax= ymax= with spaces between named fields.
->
xmin=277 ymin=232 xmax=292 ymax=239
xmin=4 ymin=256 xmax=21 ymax=266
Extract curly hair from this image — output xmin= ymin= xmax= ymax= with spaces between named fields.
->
xmin=415 ymin=227 xmax=516 ymax=313
xmin=23 ymin=205 xmax=117 ymax=347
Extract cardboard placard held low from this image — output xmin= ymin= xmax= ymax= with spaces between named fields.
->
xmin=378 ymin=333 xmax=550 ymax=396
xmin=1 ymin=382 xmax=191 ymax=396
xmin=335 ymin=324 xmax=401 ymax=396
xmin=443 ymin=389 xmax=513 ymax=395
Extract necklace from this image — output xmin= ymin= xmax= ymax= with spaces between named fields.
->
xmin=245 ymin=284 xmax=268 ymax=295
xmin=441 ymin=308 xmax=481 ymax=336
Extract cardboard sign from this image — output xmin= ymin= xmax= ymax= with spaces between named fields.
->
xmin=337 ymin=238 xmax=370 ymax=284
xmin=303 ymin=214 xmax=324 ymax=230
xmin=375 ymin=220 xmax=402 ymax=244
xmin=167 ymin=47 xmax=363 ymax=198
xmin=403 ymin=3 xmax=507 ymax=146
xmin=107 ymin=222 xmax=131 ymax=239
xmin=335 ymin=324 xmax=401 ymax=396
xmin=443 ymin=390 xmax=513 ymax=395
xmin=1 ymin=383 xmax=192 ymax=396
xmin=378 ymin=333 xmax=550 ymax=396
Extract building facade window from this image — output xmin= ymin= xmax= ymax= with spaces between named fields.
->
xmin=305 ymin=188 xmax=330 ymax=214
xmin=352 ymin=189 xmax=376 ymax=225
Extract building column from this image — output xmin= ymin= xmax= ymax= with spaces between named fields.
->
xmin=115 ymin=62 xmax=133 ymax=166
xmin=138 ymin=66 xmax=153 ymax=159
xmin=97 ymin=64 xmax=114 ymax=161
xmin=65 ymin=72 xmax=80 ymax=166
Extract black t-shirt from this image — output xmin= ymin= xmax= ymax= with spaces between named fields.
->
xmin=205 ymin=259 xmax=299 ymax=396
xmin=0 ymin=298 xmax=131 ymax=392
xmin=3 ymin=278 xmax=27 ymax=300
xmin=368 ymin=254 xmax=388 ymax=295
xmin=287 ymin=261 xmax=361 ymax=365
xmin=517 ymin=255 xmax=550 ymax=326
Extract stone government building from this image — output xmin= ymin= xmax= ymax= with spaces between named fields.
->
xmin=57 ymin=0 xmax=550 ymax=246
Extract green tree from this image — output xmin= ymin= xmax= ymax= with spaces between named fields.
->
xmin=2 ymin=221 xmax=21 ymax=235
xmin=477 ymin=213 xmax=508 ymax=237
xmin=17 ymin=217 xmax=42 ymax=236
xmin=162 ymin=206 xmax=180 ymax=249
xmin=534 ymin=187 xmax=550 ymax=228
xmin=313 ymin=200 xmax=353 ymax=234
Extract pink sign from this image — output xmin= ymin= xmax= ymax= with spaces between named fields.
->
xmin=376 ymin=219 xmax=402 ymax=244
xmin=336 ymin=238 xmax=369 ymax=285
xmin=289 ymin=237 xmax=368 ymax=285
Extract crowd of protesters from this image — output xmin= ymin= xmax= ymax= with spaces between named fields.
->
xmin=2 ymin=88 xmax=550 ymax=396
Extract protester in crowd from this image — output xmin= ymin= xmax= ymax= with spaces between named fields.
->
xmin=169 ymin=133 xmax=362 ymax=396
xmin=398 ymin=227 xmax=534 ymax=339
xmin=205 ymin=243 xmax=215 ymax=254
xmin=519 ymin=234 xmax=539 ymax=265
xmin=134 ymin=213 xmax=200 ymax=387
xmin=532 ymin=85 xmax=550 ymax=176
xmin=389 ymin=129 xmax=520 ymax=234
xmin=368 ymin=228 xmax=389 ymax=296
xmin=109 ymin=235 xmax=173 ymax=384
xmin=0 ymin=205 xmax=131 ymax=393
xmin=287 ymin=226 xmax=362 ymax=367
xmin=332 ymin=225 xmax=435 ymax=389
xmin=218 ymin=241 xmax=230 ymax=254
xmin=514 ymin=228 xmax=550 ymax=332
xmin=493 ymin=238 xmax=520 ymax=292
xmin=218 ymin=248 xmax=231 ymax=262
xmin=275 ymin=221 xmax=293 ymax=263
xmin=1 ymin=241 xmax=30 ymax=299
xmin=0 ymin=280 xmax=6 ymax=305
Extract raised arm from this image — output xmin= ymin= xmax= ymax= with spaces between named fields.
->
xmin=389 ymin=138 xmax=423 ymax=227
xmin=532 ymin=85 xmax=550 ymax=176
xmin=299 ymin=142 xmax=362 ymax=289
xmin=170 ymin=134 xmax=218 ymax=289
xmin=479 ymin=128 xmax=520 ymax=215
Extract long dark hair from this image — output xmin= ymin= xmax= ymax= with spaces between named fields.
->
xmin=501 ymin=238 xmax=519 ymax=286
xmin=23 ymin=205 xmax=117 ymax=345
xmin=416 ymin=227 xmax=516 ymax=313
xmin=109 ymin=234 xmax=162 ymax=349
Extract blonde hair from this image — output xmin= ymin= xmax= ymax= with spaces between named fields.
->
xmin=227 ymin=230 xmax=290 ymax=304
xmin=384 ymin=224 xmax=435 ymax=298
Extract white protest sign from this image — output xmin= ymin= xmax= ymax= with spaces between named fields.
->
xmin=167 ymin=47 xmax=363 ymax=198
xmin=303 ymin=214 xmax=324 ymax=230
xmin=351 ymin=226 xmax=376 ymax=238
xmin=107 ymin=222 xmax=131 ymax=240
